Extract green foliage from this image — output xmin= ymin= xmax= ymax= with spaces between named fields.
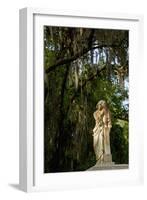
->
xmin=111 ymin=121 xmax=129 ymax=164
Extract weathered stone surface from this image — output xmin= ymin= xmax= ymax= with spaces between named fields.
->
xmin=87 ymin=163 xmax=128 ymax=171
xmin=103 ymin=154 xmax=113 ymax=163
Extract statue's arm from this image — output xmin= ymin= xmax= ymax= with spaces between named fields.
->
xmin=107 ymin=112 xmax=112 ymax=128
xmin=93 ymin=111 xmax=99 ymax=136
xmin=93 ymin=111 xmax=98 ymax=121
xmin=103 ymin=111 xmax=112 ymax=128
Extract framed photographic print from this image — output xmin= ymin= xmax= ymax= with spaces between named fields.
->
xmin=19 ymin=8 xmax=144 ymax=192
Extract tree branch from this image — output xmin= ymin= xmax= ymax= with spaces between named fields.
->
xmin=45 ymin=44 xmax=120 ymax=74
xmin=114 ymin=114 xmax=128 ymax=122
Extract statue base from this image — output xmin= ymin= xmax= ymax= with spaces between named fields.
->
xmin=87 ymin=154 xmax=128 ymax=171
xmin=96 ymin=154 xmax=114 ymax=165
xmin=103 ymin=154 xmax=113 ymax=163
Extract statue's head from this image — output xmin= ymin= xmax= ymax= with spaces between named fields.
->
xmin=96 ymin=100 xmax=107 ymax=110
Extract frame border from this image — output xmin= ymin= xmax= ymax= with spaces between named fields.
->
xmin=19 ymin=7 xmax=144 ymax=192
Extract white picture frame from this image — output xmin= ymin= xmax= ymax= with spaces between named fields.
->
xmin=19 ymin=7 xmax=144 ymax=192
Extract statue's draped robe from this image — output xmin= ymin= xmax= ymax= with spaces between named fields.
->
xmin=93 ymin=109 xmax=112 ymax=163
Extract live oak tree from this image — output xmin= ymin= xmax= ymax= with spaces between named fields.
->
xmin=44 ymin=26 xmax=129 ymax=172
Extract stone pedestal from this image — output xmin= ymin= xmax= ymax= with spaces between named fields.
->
xmin=96 ymin=154 xmax=114 ymax=165
xmin=103 ymin=154 xmax=113 ymax=163
xmin=87 ymin=153 xmax=128 ymax=171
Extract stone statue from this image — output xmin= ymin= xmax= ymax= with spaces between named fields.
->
xmin=93 ymin=100 xmax=113 ymax=164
